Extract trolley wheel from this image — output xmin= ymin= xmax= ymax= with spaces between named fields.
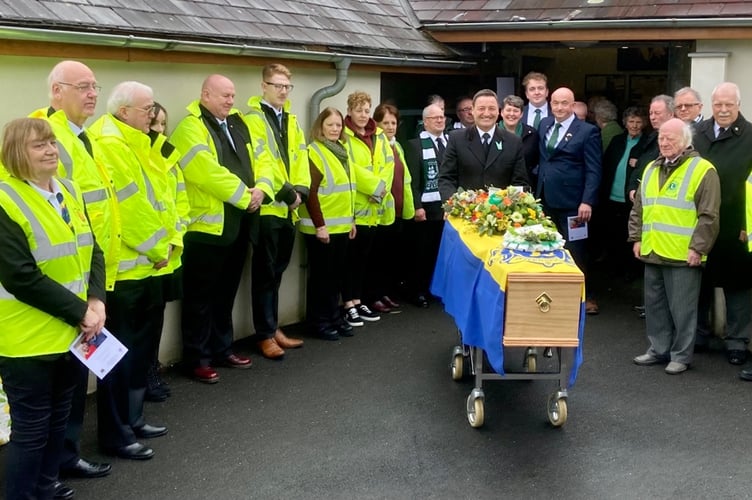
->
xmin=526 ymin=353 xmax=537 ymax=373
xmin=451 ymin=353 xmax=464 ymax=381
xmin=547 ymin=395 xmax=568 ymax=427
xmin=466 ymin=394 xmax=485 ymax=428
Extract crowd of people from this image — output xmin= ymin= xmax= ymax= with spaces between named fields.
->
xmin=0 ymin=59 xmax=751 ymax=500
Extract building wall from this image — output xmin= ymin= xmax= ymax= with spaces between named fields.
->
xmin=693 ymin=40 xmax=752 ymax=116
xmin=0 ymin=53 xmax=381 ymax=364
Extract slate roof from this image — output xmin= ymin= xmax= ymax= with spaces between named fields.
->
xmin=410 ymin=0 xmax=752 ymax=24
xmin=0 ymin=0 xmax=451 ymax=58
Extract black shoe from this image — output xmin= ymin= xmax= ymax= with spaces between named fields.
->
xmin=145 ymin=386 xmax=169 ymax=402
xmin=337 ymin=323 xmax=354 ymax=337
xmin=60 ymin=457 xmax=112 ymax=479
xmin=134 ymin=423 xmax=168 ymax=439
xmin=111 ymin=442 xmax=154 ymax=460
xmin=415 ymin=295 xmax=429 ymax=308
xmin=317 ymin=328 xmax=339 ymax=341
xmin=727 ymin=349 xmax=748 ymax=366
xmin=740 ymin=367 xmax=752 ymax=381
xmin=53 ymin=481 xmax=75 ymax=500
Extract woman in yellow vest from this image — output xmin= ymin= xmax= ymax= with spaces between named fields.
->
xmin=299 ymin=107 xmax=357 ymax=340
xmin=0 ymin=118 xmax=105 ymax=500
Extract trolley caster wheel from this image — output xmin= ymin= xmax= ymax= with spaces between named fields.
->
xmin=547 ymin=395 xmax=568 ymax=427
xmin=526 ymin=353 xmax=537 ymax=373
xmin=466 ymin=394 xmax=485 ymax=428
xmin=451 ymin=353 xmax=464 ymax=381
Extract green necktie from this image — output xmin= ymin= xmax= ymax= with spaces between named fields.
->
xmin=533 ymin=108 xmax=542 ymax=129
xmin=546 ymin=123 xmax=561 ymax=153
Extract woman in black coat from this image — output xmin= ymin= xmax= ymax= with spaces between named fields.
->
xmin=499 ymin=95 xmax=540 ymax=189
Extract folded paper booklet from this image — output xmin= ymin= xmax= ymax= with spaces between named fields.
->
xmin=69 ymin=327 xmax=128 ymax=379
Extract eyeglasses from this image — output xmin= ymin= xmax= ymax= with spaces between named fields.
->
xmin=675 ymin=103 xmax=700 ymax=110
xmin=265 ymin=82 xmax=294 ymax=92
xmin=127 ymin=104 xmax=156 ymax=114
xmin=57 ymin=82 xmax=102 ymax=93
xmin=425 ymin=116 xmax=446 ymax=121
xmin=457 ymin=107 xmax=472 ymax=113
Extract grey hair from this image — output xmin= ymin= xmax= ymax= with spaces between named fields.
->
xmin=679 ymin=121 xmax=694 ymax=148
xmin=422 ymin=104 xmax=442 ymax=120
xmin=674 ymin=86 xmax=702 ymax=104
xmin=502 ymin=95 xmax=524 ymax=110
xmin=711 ymin=82 xmax=741 ymax=105
xmin=593 ymin=100 xmax=617 ymax=122
xmin=651 ymin=94 xmax=675 ymax=114
xmin=107 ymin=81 xmax=153 ymax=115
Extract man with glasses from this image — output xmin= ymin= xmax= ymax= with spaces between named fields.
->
xmin=452 ymin=96 xmax=474 ymax=129
xmin=674 ymin=87 xmax=704 ymax=127
xmin=88 ymin=81 xmax=175 ymax=461
xmin=244 ymin=63 xmax=310 ymax=359
xmin=28 ymin=60 xmax=117 ymax=494
xmin=170 ymin=75 xmax=261 ymax=382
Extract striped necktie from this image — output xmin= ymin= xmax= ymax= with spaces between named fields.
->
xmin=56 ymin=192 xmax=73 ymax=230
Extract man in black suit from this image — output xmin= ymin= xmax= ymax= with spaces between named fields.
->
xmin=438 ymin=89 xmax=529 ymax=201
xmin=537 ymin=87 xmax=602 ymax=313
xmin=521 ymin=71 xmax=552 ymax=130
xmin=406 ymin=103 xmax=449 ymax=307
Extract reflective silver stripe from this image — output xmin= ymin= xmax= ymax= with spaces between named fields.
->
xmin=354 ymin=208 xmax=370 ymax=217
xmin=270 ymin=201 xmax=287 ymax=209
xmin=311 ymin=142 xmax=348 ymax=196
xmin=299 ymin=143 xmax=307 ymax=151
xmin=384 ymin=199 xmax=394 ymax=208
xmin=116 ymin=182 xmax=139 ymax=202
xmin=192 ymin=214 xmax=223 ymax=224
xmin=134 ymin=228 xmax=168 ymax=254
xmin=118 ymin=255 xmax=152 ymax=272
xmin=381 ymin=136 xmax=393 ymax=163
xmin=229 ymin=184 xmax=246 ymax=205
xmin=374 ymin=180 xmax=386 ymax=197
xmin=181 ymin=144 xmax=210 ymax=167
xmin=62 ymin=278 xmax=86 ymax=295
xmin=328 ymin=185 xmax=352 ymax=194
xmin=299 ymin=216 xmax=353 ymax=227
xmin=141 ymin=171 xmax=164 ymax=212
xmin=643 ymin=222 xmax=694 ymax=236
xmin=177 ymin=182 xmax=186 ymax=192
xmin=57 ymin=142 xmax=74 ymax=178
xmin=58 ymin=177 xmax=77 ymax=200
xmin=249 ymin=110 xmax=281 ymax=160
xmin=82 ymin=188 xmax=108 ymax=204
xmin=77 ymin=232 xmax=93 ymax=247
xmin=0 ymin=184 xmax=78 ymax=261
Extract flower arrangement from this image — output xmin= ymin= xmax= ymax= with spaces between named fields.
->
xmin=503 ymin=224 xmax=565 ymax=252
xmin=443 ymin=186 xmax=557 ymax=237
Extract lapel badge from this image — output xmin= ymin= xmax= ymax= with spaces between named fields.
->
xmin=495 ymin=141 xmax=502 ymax=150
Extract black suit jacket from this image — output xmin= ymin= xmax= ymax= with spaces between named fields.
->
xmin=438 ymin=127 xmax=529 ymax=201
xmin=405 ymin=136 xmax=446 ymax=221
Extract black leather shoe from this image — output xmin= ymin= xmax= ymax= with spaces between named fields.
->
xmin=53 ymin=481 xmax=75 ymax=500
xmin=112 ymin=442 xmax=154 ymax=460
xmin=337 ymin=323 xmax=354 ymax=337
xmin=317 ymin=328 xmax=339 ymax=341
xmin=740 ymin=367 xmax=752 ymax=381
xmin=134 ymin=423 xmax=168 ymax=438
xmin=145 ymin=386 xmax=169 ymax=402
xmin=727 ymin=349 xmax=748 ymax=366
xmin=60 ymin=457 xmax=112 ymax=478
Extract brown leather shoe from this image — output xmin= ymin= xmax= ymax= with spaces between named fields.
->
xmin=258 ymin=338 xmax=285 ymax=359
xmin=274 ymin=329 xmax=304 ymax=349
xmin=585 ymin=298 xmax=599 ymax=315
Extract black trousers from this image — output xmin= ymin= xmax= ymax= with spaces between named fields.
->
xmin=342 ymin=225 xmax=376 ymax=303
xmin=182 ymin=223 xmax=250 ymax=368
xmin=97 ymin=277 xmax=164 ymax=450
xmin=406 ymin=218 xmax=444 ymax=297
xmin=251 ymin=215 xmax=295 ymax=339
xmin=365 ymin=221 xmax=405 ymax=303
xmin=0 ymin=354 xmax=78 ymax=500
xmin=58 ymin=360 xmax=88 ymax=470
xmin=305 ymin=232 xmax=349 ymax=332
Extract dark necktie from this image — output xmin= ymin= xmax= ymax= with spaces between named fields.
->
xmin=78 ymin=130 xmax=93 ymax=157
xmin=717 ymin=127 xmax=725 ymax=139
xmin=220 ymin=121 xmax=235 ymax=150
xmin=546 ymin=123 xmax=562 ymax=153
xmin=55 ymin=192 xmax=73 ymax=229
xmin=436 ymin=136 xmax=445 ymax=160
xmin=533 ymin=108 xmax=542 ymax=129
xmin=482 ymin=132 xmax=491 ymax=157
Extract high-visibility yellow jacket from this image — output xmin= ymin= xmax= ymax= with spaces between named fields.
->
xmin=149 ymin=132 xmax=189 ymax=274
xmin=299 ymin=141 xmax=356 ymax=235
xmin=343 ymin=125 xmax=395 ymax=226
xmin=393 ymin=141 xmax=416 ymax=220
xmin=640 ymin=156 xmax=715 ymax=261
xmin=168 ymin=100 xmax=253 ymax=236
xmin=88 ymin=114 xmax=171 ymax=281
xmin=28 ymin=107 xmax=121 ymax=290
xmin=244 ymin=96 xmax=310 ymax=221
xmin=0 ymin=177 xmax=94 ymax=356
